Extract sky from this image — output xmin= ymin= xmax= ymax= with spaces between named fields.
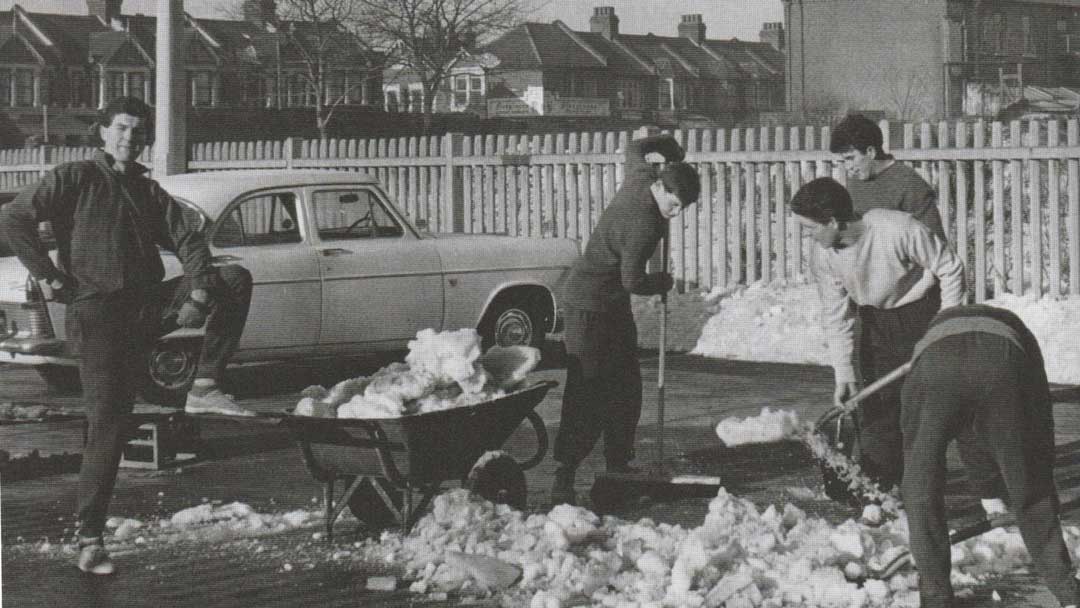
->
xmin=2 ymin=0 xmax=784 ymax=41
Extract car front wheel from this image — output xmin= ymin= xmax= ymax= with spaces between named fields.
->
xmin=138 ymin=340 xmax=200 ymax=407
xmin=480 ymin=298 xmax=545 ymax=349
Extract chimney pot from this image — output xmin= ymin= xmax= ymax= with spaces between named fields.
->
xmin=590 ymin=6 xmax=619 ymax=39
xmin=678 ymin=14 xmax=706 ymax=45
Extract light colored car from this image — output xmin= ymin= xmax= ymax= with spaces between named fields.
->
xmin=0 ymin=170 xmax=578 ymax=406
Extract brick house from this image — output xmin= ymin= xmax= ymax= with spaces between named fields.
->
xmin=784 ymin=0 xmax=1080 ymax=121
xmin=0 ymin=0 xmax=382 ymax=146
xmin=383 ymin=6 xmax=786 ymax=127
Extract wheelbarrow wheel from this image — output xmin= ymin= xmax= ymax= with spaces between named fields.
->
xmin=345 ymin=476 xmax=402 ymax=531
xmin=466 ymin=451 xmax=526 ymax=510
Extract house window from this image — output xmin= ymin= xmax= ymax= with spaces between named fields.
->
xmin=106 ymin=71 xmax=126 ymax=103
xmin=190 ymin=72 xmax=212 ymax=106
xmin=129 ymin=72 xmax=146 ymax=101
xmin=14 ymin=69 xmax=33 ymax=106
xmin=1022 ymin=15 xmax=1037 ymax=56
xmin=325 ymin=72 xmax=345 ymax=103
xmin=985 ymin=13 xmax=1005 ymax=55
xmin=0 ymin=70 xmax=10 ymax=106
xmin=615 ymin=79 xmax=642 ymax=109
xmin=470 ymin=76 xmax=483 ymax=104
xmin=453 ymin=75 xmax=469 ymax=108
xmin=70 ymin=70 xmax=91 ymax=107
xmin=385 ymin=88 xmax=399 ymax=112
xmin=408 ymin=85 xmax=424 ymax=112
xmin=658 ymin=78 xmax=674 ymax=110
xmin=288 ymin=73 xmax=309 ymax=107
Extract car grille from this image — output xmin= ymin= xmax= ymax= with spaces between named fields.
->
xmin=0 ymin=302 xmax=43 ymax=339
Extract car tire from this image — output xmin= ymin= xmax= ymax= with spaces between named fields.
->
xmin=138 ymin=340 xmax=200 ymax=408
xmin=480 ymin=296 xmax=546 ymax=350
xmin=35 ymin=364 xmax=81 ymax=395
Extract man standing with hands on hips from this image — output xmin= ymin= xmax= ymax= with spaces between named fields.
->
xmin=0 ymin=96 xmax=254 ymax=575
xmin=550 ymin=133 xmax=700 ymax=506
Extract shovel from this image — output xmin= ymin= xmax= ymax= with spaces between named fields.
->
xmin=590 ymin=234 xmax=723 ymax=512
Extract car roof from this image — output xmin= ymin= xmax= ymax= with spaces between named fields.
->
xmin=156 ymin=170 xmax=379 ymax=217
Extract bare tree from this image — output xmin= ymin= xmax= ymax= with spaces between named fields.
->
xmin=223 ymin=0 xmax=386 ymax=139
xmin=351 ymin=0 xmax=526 ymax=116
xmin=881 ymin=68 xmax=933 ymax=123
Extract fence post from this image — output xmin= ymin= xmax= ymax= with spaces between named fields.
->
xmin=442 ymin=133 xmax=464 ymax=232
xmin=38 ymin=144 xmax=55 ymax=179
xmin=284 ymin=137 xmax=300 ymax=169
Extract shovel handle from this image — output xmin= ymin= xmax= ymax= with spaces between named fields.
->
xmin=656 ymin=233 xmax=668 ymax=473
xmin=838 ymin=361 xmax=914 ymax=414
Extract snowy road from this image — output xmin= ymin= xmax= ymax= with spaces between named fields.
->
xmin=3 ymin=351 xmax=1080 ymax=607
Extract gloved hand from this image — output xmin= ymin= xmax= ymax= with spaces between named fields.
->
xmin=40 ymin=273 xmax=75 ymax=304
xmin=648 ymin=272 xmax=674 ymax=293
xmin=176 ymin=297 xmax=210 ymax=328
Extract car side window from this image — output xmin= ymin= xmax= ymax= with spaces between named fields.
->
xmin=312 ymin=189 xmax=404 ymax=241
xmin=213 ymin=192 xmax=301 ymax=248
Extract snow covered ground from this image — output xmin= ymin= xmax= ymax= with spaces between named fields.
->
xmin=15 ymin=279 xmax=1080 ymax=607
xmin=634 ymin=276 xmax=1080 ymax=385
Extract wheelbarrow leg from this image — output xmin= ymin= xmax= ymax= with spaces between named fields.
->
xmin=324 ymin=478 xmax=335 ymax=542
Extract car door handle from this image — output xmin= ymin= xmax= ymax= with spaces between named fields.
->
xmin=320 ymin=248 xmax=354 ymax=257
xmin=212 ymin=254 xmax=243 ymax=264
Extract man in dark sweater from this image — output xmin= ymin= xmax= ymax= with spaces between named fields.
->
xmin=0 ymin=97 xmax=253 ymax=575
xmin=901 ymin=305 xmax=1078 ymax=608
xmin=550 ymin=134 xmax=699 ymax=506
xmin=830 ymin=113 xmax=945 ymax=241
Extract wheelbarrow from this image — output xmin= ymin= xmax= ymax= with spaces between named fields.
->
xmin=280 ymin=380 xmax=557 ymax=541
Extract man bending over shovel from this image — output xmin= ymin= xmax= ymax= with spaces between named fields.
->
xmin=901 ymin=304 xmax=1079 ymax=608
xmin=791 ymin=177 xmax=965 ymax=494
xmin=550 ymin=133 xmax=699 ymax=506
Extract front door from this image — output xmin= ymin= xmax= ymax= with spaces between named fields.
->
xmin=310 ymin=187 xmax=443 ymax=345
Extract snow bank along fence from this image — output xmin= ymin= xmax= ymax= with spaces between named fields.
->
xmin=3 ymin=118 xmax=1080 ymax=302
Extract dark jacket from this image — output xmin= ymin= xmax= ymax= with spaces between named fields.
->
xmin=0 ymin=151 xmax=214 ymax=297
xmin=560 ymin=135 xmax=678 ymax=311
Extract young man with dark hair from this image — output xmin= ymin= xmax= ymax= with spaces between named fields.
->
xmin=791 ymin=177 xmax=965 ymax=493
xmin=0 ymin=96 xmax=254 ymax=575
xmin=830 ymin=113 xmax=945 ymax=241
xmin=902 ymin=304 xmax=1079 ymax=608
xmin=550 ymin=134 xmax=699 ymax=506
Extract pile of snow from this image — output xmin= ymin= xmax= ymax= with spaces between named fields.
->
xmin=367 ymin=488 xmax=1080 ymax=607
xmin=294 ymin=329 xmax=541 ymax=419
xmin=715 ymin=408 xmax=802 ymax=447
xmin=686 ymin=277 xmax=1080 ymax=385
xmin=690 ymin=279 xmax=829 ymax=366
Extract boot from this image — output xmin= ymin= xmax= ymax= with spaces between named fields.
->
xmin=549 ymin=465 xmax=577 ymax=507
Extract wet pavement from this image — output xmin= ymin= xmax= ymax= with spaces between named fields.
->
xmin=3 ymin=350 xmax=1080 ymax=607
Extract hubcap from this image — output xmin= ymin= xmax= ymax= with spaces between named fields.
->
xmin=149 ymin=346 xmax=196 ymax=389
xmin=495 ymin=309 xmax=532 ymax=347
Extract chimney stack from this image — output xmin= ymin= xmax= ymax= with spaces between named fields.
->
xmin=243 ymin=0 xmax=278 ymax=29
xmin=760 ymin=22 xmax=785 ymax=51
xmin=590 ymin=6 xmax=619 ymax=40
xmin=86 ymin=0 xmax=122 ymax=25
xmin=678 ymin=14 xmax=706 ymax=45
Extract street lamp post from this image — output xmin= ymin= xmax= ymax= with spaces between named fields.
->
xmin=154 ymin=0 xmax=187 ymax=177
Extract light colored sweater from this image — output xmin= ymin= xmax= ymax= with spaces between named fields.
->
xmin=809 ymin=209 xmax=966 ymax=383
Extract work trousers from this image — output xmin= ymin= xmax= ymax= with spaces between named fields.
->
xmin=901 ymin=332 xmax=1078 ymax=608
xmin=855 ymin=285 xmax=939 ymax=490
xmin=554 ymin=305 xmax=642 ymax=469
xmin=74 ymin=265 xmax=252 ymax=539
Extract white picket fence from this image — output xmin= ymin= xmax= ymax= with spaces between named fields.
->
xmin=3 ymin=118 xmax=1079 ymax=302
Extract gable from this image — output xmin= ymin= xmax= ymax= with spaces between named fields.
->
xmin=106 ymin=38 xmax=150 ymax=68
xmin=0 ymin=35 xmax=43 ymax=65
xmin=186 ymin=35 xmax=219 ymax=66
